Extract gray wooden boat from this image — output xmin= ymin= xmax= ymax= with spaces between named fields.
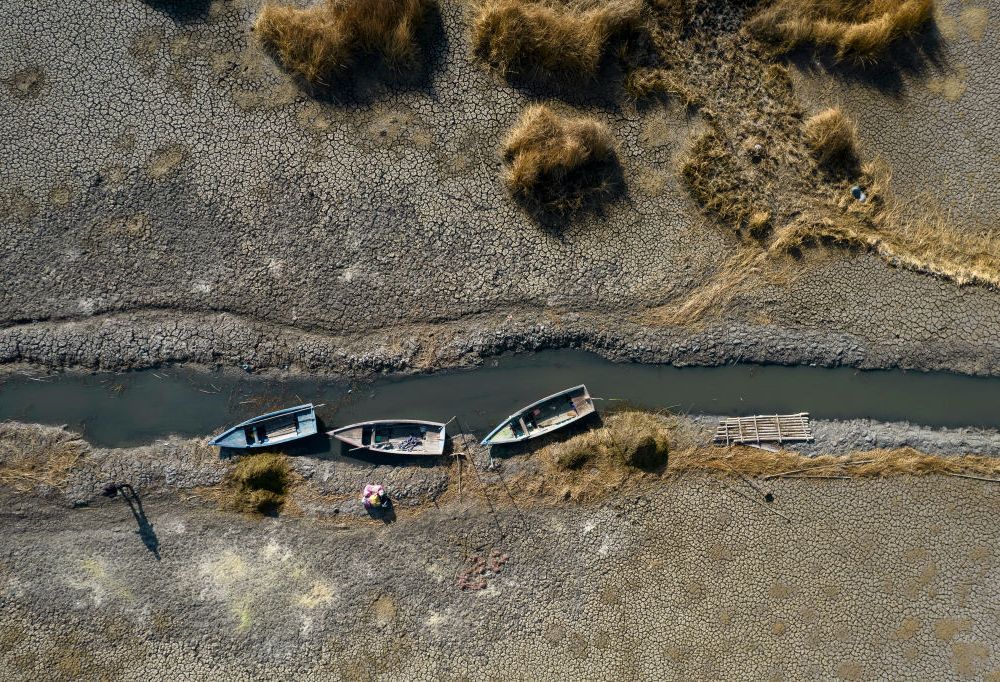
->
xmin=208 ymin=403 xmax=318 ymax=449
xmin=481 ymin=385 xmax=595 ymax=446
xmin=330 ymin=419 xmax=446 ymax=455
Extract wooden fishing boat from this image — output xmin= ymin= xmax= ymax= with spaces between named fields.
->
xmin=330 ymin=419 xmax=447 ymax=455
xmin=480 ymin=385 xmax=595 ymax=446
xmin=208 ymin=404 xmax=318 ymax=449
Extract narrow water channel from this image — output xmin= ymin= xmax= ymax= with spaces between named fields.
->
xmin=2 ymin=350 xmax=999 ymax=447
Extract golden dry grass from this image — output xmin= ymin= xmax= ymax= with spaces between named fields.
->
xmin=624 ymin=67 xmax=697 ymax=105
xmin=804 ymin=107 xmax=859 ymax=169
xmin=219 ymin=452 xmax=296 ymax=515
xmin=668 ymin=445 xmax=1000 ymax=480
xmin=770 ymin=159 xmax=1000 ymax=289
xmin=254 ymin=0 xmax=432 ymax=85
xmin=502 ymin=409 xmax=1000 ymax=506
xmin=472 ymin=0 xmax=642 ymax=81
xmin=749 ymin=0 xmax=934 ymax=63
xmin=503 ymin=103 xmax=620 ymax=215
xmin=551 ymin=410 xmax=670 ymax=471
xmin=680 ymin=124 xmax=771 ymax=235
xmin=0 ymin=423 xmax=85 ymax=492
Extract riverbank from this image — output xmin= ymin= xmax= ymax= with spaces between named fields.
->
xmin=2 ymin=302 xmax=1000 ymax=378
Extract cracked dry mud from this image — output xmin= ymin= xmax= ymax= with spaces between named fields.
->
xmin=1 ymin=0 xmax=998 ymax=376
xmin=2 ymin=464 xmax=1000 ymax=679
xmin=2 ymin=0 xmax=1000 ymax=678
xmin=1 ymin=419 xmax=1000 ymax=680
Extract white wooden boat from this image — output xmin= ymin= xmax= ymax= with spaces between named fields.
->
xmin=330 ymin=419 xmax=446 ymax=455
xmin=480 ymin=385 xmax=595 ymax=446
xmin=208 ymin=404 xmax=318 ymax=449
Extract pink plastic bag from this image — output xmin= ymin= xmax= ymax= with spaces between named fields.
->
xmin=362 ymin=484 xmax=385 ymax=509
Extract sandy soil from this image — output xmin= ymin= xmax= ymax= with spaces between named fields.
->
xmin=1 ymin=0 xmax=999 ymax=377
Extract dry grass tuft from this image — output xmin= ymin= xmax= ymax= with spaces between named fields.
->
xmin=0 ymin=423 xmax=86 ymax=493
xmin=503 ymin=103 xmax=621 ymax=216
xmin=804 ymin=107 xmax=859 ymax=170
xmin=472 ymin=0 xmax=643 ymax=82
xmin=254 ymin=0 xmax=433 ymax=85
xmin=770 ymin=159 xmax=1000 ymax=289
xmin=550 ymin=411 xmax=670 ymax=472
xmin=749 ymin=0 xmax=934 ymax=63
xmin=221 ymin=452 xmax=295 ymax=515
xmin=624 ymin=67 xmax=696 ymax=104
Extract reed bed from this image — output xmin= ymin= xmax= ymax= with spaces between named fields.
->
xmin=748 ymin=0 xmax=934 ymax=63
xmin=472 ymin=0 xmax=643 ymax=82
xmin=254 ymin=0 xmax=432 ymax=85
xmin=503 ymin=103 xmax=621 ymax=215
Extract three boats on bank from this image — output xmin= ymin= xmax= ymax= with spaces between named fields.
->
xmin=207 ymin=385 xmax=596 ymax=454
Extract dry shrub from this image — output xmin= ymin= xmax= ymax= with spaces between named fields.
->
xmin=550 ymin=411 xmax=670 ymax=472
xmin=0 ymin=423 xmax=85 ymax=493
xmin=804 ymin=107 xmax=859 ymax=170
xmin=472 ymin=0 xmax=643 ymax=82
xmin=503 ymin=103 xmax=621 ymax=215
xmin=669 ymin=446 xmax=1000 ymax=480
xmin=749 ymin=0 xmax=934 ymax=62
xmin=222 ymin=452 xmax=294 ymax=515
xmin=254 ymin=0 xmax=433 ymax=85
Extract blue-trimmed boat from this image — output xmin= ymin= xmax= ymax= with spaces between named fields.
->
xmin=480 ymin=385 xmax=595 ymax=446
xmin=208 ymin=404 xmax=318 ymax=449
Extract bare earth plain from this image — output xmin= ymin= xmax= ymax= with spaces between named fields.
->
xmin=2 ymin=0 xmax=1000 ymax=679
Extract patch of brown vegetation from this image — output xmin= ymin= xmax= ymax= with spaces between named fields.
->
xmin=500 ymin=410 xmax=674 ymax=503
xmin=502 ymin=103 xmax=621 ymax=216
xmin=749 ymin=0 xmax=934 ymax=63
xmin=680 ymin=124 xmax=776 ymax=237
xmin=770 ymin=159 xmax=1000 ymax=289
xmin=4 ymin=66 xmax=46 ymax=100
xmin=624 ymin=67 xmax=696 ymax=104
xmin=219 ymin=452 xmax=297 ymax=515
xmin=147 ymin=144 xmax=187 ymax=179
xmin=472 ymin=0 xmax=643 ymax=82
xmin=667 ymin=444 xmax=1000 ymax=480
xmin=804 ymin=107 xmax=859 ymax=170
xmin=502 ymin=410 xmax=1000 ymax=506
xmin=552 ymin=410 xmax=670 ymax=471
xmin=0 ymin=423 xmax=85 ymax=493
xmin=254 ymin=0 xmax=433 ymax=85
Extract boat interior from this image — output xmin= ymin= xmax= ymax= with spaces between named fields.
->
xmin=243 ymin=414 xmax=299 ymax=445
xmin=492 ymin=389 xmax=593 ymax=442
xmin=363 ymin=423 xmax=443 ymax=451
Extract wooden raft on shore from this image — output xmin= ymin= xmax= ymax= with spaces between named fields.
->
xmin=714 ymin=413 xmax=813 ymax=447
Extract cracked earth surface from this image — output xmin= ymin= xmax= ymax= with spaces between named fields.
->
xmin=1 ymin=0 xmax=998 ymax=376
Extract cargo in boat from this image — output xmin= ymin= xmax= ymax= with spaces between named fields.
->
xmin=331 ymin=419 xmax=447 ymax=455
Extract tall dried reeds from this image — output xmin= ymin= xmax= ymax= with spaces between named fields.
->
xmin=254 ymin=0 xmax=433 ymax=85
xmin=749 ymin=0 xmax=934 ymax=63
xmin=804 ymin=107 xmax=859 ymax=170
xmin=503 ymin=103 xmax=621 ymax=215
xmin=472 ymin=0 xmax=643 ymax=81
